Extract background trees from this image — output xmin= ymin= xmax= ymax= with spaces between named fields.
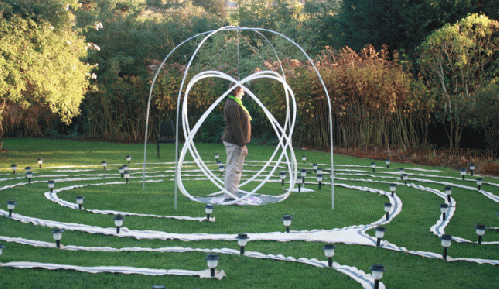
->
xmin=339 ymin=0 xmax=499 ymax=54
xmin=0 ymin=1 xmax=89 ymax=149
xmin=1 ymin=0 xmax=498 ymax=153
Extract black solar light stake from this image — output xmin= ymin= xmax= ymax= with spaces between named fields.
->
xmin=48 ymin=180 xmax=55 ymax=193
xmin=460 ymin=168 xmax=466 ymax=180
xmin=114 ymin=214 xmax=124 ymax=234
xmin=7 ymin=200 xmax=16 ymax=218
xmin=469 ymin=163 xmax=475 ymax=176
xmin=281 ymin=215 xmax=293 ymax=233
xmin=205 ymin=204 xmax=213 ymax=221
xmin=236 ymin=233 xmax=249 ymax=255
xmin=205 ymin=254 xmax=220 ymax=278
xmin=384 ymin=203 xmax=392 ymax=220
xmin=76 ymin=196 xmax=85 ymax=210
xmin=475 ymin=223 xmax=486 ymax=244
xmin=445 ymin=187 xmax=452 ymax=203
xmin=323 ymin=243 xmax=335 ymax=268
xmin=440 ymin=234 xmax=452 ymax=261
xmin=440 ymin=204 xmax=448 ymax=220
xmin=375 ymin=227 xmax=386 ymax=247
xmin=51 ymin=229 xmax=64 ymax=248
xmin=370 ymin=264 xmax=386 ymax=289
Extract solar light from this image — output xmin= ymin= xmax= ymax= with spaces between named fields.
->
xmin=280 ymin=172 xmax=287 ymax=187
xmin=216 ymin=160 xmax=222 ymax=167
xmin=398 ymin=168 xmax=404 ymax=177
xmin=51 ymin=229 xmax=63 ymax=248
xmin=25 ymin=167 xmax=32 ymax=173
xmin=205 ymin=204 xmax=213 ymax=221
xmin=439 ymin=204 xmax=448 ymax=220
xmin=122 ymin=164 xmax=128 ymax=171
xmin=26 ymin=171 xmax=33 ymax=184
xmin=235 ymin=233 xmax=249 ymax=255
xmin=114 ymin=214 xmax=124 ymax=234
xmin=119 ymin=166 xmax=124 ymax=178
xmin=445 ymin=186 xmax=452 ymax=202
xmin=317 ymin=174 xmax=323 ymax=190
xmin=440 ymin=234 xmax=452 ymax=261
xmin=0 ymin=243 xmax=4 ymax=255
xmin=218 ymin=165 xmax=225 ymax=176
xmin=313 ymin=164 xmax=318 ymax=173
xmin=10 ymin=164 xmax=17 ymax=174
xmin=102 ymin=161 xmax=107 ymax=170
xmin=7 ymin=200 xmax=16 ymax=218
xmin=475 ymin=223 xmax=486 ymax=244
xmin=460 ymin=168 xmax=466 ymax=180
xmin=384 ymin=203 xmax=392 ymax=220
xmin=374 ymin=226 xmax=386 ymax=247
xmin=469 ymin=163 xmax=475 ymax=175
xmin=126 ymin=155 xmax=131 ymax=164
xmin=370 ymin=264 xmax=386 ymax=289
xmin=215 ymin=154 xmax=219 ymax=162
xmin=385 ymin=159 xmax=390 ymax=168
xmin=476 ymin=178 xmax=483 ymax=191
xmin=402 ymin=174 xmax=408 ymax=185
xmin=296 ymin=176 xmax=303 ymax=192
xmin=281 ymin=215 xmax=293 ymax=233
xmin=302 ymin=155 xmax=306 ymax=163
xmin=124 ymin=171 xmax=130 ymax=183
xmin=205 ymin=254 xmax=220 ymax=278
xmin=389 ymin=184 xmax=396 ymax=196
xmin=76 ymin=196 xmax=85 ymax=210
xmin=371 ymin=162 xmax=376 ymax=173
xmin=323 ymin=243 xmax=335 ymax=267
xmin=300 ymin=168 xmax=307 ymax=179
xmin=317 ymin=168 xmax=323 ymax=175
xmin=37 ymin=158 xmax=43 ymax=168
xmin=48 ymin=180 xmax=55 ymax=192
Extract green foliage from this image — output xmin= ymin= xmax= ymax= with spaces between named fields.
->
xmin=0 ymin=0 xmax=79 ymax=29
xmin=192 ymin=0 xmax=227 ymax=17
xmin=0 ymin=15 xmax=90 ymax=142
xmin=74 ymin=0 xmax=228 ymax=142
xmin=417 ymin=13 xmax=499 ymax=148
xmin=470 ymin=84 xmax=499 ymax=154
xmin=339 ymin=0 xmax=495 ymax=53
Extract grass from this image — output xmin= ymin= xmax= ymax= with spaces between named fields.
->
xmin=0 ymin=138 xmax=498 ymax=288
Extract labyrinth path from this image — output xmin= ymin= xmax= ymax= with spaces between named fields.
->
xmin=1 ymin=158 xmax=498 ymax=288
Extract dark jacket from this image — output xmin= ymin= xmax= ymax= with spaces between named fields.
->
xmin=222 ymin=97 xmax=251 ymax=147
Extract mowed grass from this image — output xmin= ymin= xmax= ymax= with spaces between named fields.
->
xmin=0 ymin=138 xmax=498 ymax=288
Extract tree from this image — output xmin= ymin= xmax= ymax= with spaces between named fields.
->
xmin=192 ymin=0 xmax=227 ymax=17
xmin=0 ymin=0 xmax=79 ymax=29
xmin=339 ymin=0 xmax=494 ymax=54
xmin=0 ymin=15 xmax=90 ymax=150
xmin=417 ymin=14 xmax=499 ymax=149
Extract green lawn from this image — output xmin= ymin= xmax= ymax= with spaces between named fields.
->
xmin=0 ymin=138 xmax=498 ymax=288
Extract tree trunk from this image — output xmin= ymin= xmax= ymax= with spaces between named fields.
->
xmin=0 ymin=99 xmax=6 ymax=152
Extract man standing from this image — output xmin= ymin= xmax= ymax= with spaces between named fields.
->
xmin=222 ymin=84 xmax=251 ymax=201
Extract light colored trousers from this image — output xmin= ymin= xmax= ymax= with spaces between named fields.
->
xmin=223 ymin=141 xmax=248 ymax=197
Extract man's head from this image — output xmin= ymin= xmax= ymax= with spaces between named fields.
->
xmin=229 ymin=82 xmax=245 ymax=98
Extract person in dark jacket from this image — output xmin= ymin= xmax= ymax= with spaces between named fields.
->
xmin=222 ymin=83 xmax=251 ymax=201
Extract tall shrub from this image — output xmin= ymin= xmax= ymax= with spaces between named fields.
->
xmin=417 ymin=14 xmax=499 ymax=149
